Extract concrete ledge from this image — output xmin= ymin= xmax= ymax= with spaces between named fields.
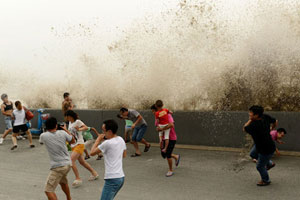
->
xmin=1 ymin=109 xmax=299 ymax=152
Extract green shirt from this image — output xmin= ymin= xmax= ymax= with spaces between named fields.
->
xmin=125 ymin=120 xmax=133 ymax=127
xmin=83 ymin=127 xmax=94 ymax=141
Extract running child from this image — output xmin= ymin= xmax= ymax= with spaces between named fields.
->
xmin=83 ymin=127 xmax=103 ymax=160
xmin=155 ymin=100 xmax=171 ymax=153
xmin=117 ymin=114 xmax=133 ymax=143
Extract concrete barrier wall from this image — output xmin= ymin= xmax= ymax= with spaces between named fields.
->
xmin=0 ymin=109 xmax=299 ymax=151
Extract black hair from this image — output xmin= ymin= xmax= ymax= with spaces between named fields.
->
xmin=277 ymin=128 xmax=287 ymax=135
xmin=45 ymin=117 xmax=58 ymax=130
xmin=116 ymin=114 xmax=123 ymax=119
xmin=155 ymin=100 xmax=163 ymax=108
xmin=64 ymin=110 xmax=78 ymax=120
xmin=249 ymin=105 xmax=264 ymax=117
xmin=63 ymin=92 xmax=70 ymax=99
xmin=15 ymin=101 xmax=21 ymax=107
xmin=103 ymin=119 xmax=118 ymax=134
xmin=150 ymin=104 xmax=157 ymax=111
xmin=120 ymin=107 xmax=128 ymax=113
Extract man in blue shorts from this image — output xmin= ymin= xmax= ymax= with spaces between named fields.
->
xmin=120 ymin=108 xmax=151 ymax=157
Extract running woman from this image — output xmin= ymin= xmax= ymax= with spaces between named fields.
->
xmin=0 ymin=94 xmax=14 ymax=144
xmin=11 ymin=101 xmax=35 ymax=150
xmin=64 ymin=110 xmax=98 ymax=188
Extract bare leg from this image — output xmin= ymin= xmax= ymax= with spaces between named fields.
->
xmin=45 ymin=192 xmax=58 ymax=200
xmin=60 ymin=183 xmax=72 ymax=200
xmin=140 ymin=138 xmax=150 ymax=147
xmin=25 ymin=130 xmax=33 ymax=145
xmin=71 ymin=152 xmax=81 ymax=180
xmin=162 ymin=139 xmax=169 ymax=152
xmin=167 ymin=158 xmax=173 ymax=172
xmin=12 ymin=133 xmax=17 ymax=146
xmin=171 ymin=154 xmax=179 ymax=161
xmin=84 ymin=149 xmax=89 ymax=157
xmin=2 ymin=128 xmax=12 ymax=139
xmin=78 ymin=155 xmax=98 ymax=176
xmin=132 ymin=141 xmax=141 ymax=155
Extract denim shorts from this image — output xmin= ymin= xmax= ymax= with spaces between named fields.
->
xmin=4 ymin=117 xmax=13 ymax=130
xmin=132 ymin=124 xmax=147 ymax=142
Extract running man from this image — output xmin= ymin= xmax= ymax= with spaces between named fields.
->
xmin=119 ymin=108 xmax=151 ymax=157
xmin=0 ymin=94 xmax=14 ymax=144
xmin=151 ymin=104 xmax=180 ymax=177
xmin=243 ymin=105 xmax=277 ymax=186
xmin=90 ymin=119 xmax=126 ymax=200
xmin=40 ymin=117 xmax=75 ymax=200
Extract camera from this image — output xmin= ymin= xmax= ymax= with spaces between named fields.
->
xmin=57 ymin=122 xmax=65 ymax=130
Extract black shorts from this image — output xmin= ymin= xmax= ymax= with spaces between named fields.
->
xmin=161 ymin=140 xmax=176 ymax=159
xmin=13 ymin=124 xmax=28 ymax=133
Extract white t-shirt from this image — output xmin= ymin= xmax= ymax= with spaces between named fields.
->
xmin=13 ymin=109 xmax=26 ymax=126
xmin=98 ymin=136 xmax=126 ymax=179
xmin=68 ymin=119 xmax=85 ymax=147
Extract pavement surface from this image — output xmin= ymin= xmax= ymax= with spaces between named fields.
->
xmin=0 ymin=139 xmax=300 ymax=200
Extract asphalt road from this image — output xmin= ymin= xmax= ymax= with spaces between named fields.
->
xmin=0 ymin=139 xmax=299 ymax=200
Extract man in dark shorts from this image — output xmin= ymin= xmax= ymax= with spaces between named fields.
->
xmin=151 ymin=105 xmax=180 ymax=177
xmin=243 ymin=105 xmax=277 ymax=186
xmin=119 ymin=108 xmax=151 ymax=157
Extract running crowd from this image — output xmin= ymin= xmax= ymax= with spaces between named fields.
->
xmin=0 ymin=93 xmax=288 ymax=199
xmin=0 ymin=93 xmax=181 ymax=200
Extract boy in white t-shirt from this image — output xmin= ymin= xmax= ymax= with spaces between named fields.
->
xmin=91 ymin=119 xmax=127 ymax=200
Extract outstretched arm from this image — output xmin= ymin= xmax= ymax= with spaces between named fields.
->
xmin=90 ymin=134 xmax=105 ymax=156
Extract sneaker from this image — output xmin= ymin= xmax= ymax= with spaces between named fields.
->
xmin=166 ymin=171 xmax=174 ymax=177
xmin=0 ymin=137 xmax=4 ymax=144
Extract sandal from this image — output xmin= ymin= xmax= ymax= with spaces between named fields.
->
xmin=85 ymin=156 xmax=90 ymax=160
xmin=144 ymin=144 xmax=151 ymax=152
xmin=88 ymin=174 xmax=99 ymax=181
xmin=11 ymin=145 xmax=17 ymax=150
xmin=72 ymin=179 xmax=82 ymax=188
xmin=176 ymin=155 xmax=181 ymax=167
xmin=131 ymin=153 xmax=141 ymax=157
xmin=30 ymin=144 xmax=35 ymax=148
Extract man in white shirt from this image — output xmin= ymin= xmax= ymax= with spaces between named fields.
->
xmin=91 ymin=119 xmax=127 ymax=200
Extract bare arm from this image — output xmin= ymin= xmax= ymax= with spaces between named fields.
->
xmin=157 ymin=122 xmax=174 ymax=131
xmin=123 ymin=150 xmax=127 ymax=158
xmin=1 ymin=104 xmax=12 ymax=117
xmin=90 ymin=134 xmax=105 ymax=156
xmin=132 ymin=115 xmax=143 ymax=129
xmin=61 ymin=126 xmax=76 ymax=144
xmin=91 ymin=127 xmax=101 ymax=136
xmin=243 ymin=120 xmax=252 ymax=132
xmin=75 ymin=124 xmax=88 ymax=132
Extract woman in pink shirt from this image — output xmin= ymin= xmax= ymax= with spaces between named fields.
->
xmin=151 ymin=104 xmax=181 ymax=177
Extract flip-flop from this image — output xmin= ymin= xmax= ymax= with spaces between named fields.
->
xmin=131 ymin=153 xmax=141 ymax=157
xmin=144 ymin=144 xmax=151 ymax=152
xmin=176 ymin=155 xmax=181 ymax=167
xmin=11 ymin=145 xmax=17 ymax=150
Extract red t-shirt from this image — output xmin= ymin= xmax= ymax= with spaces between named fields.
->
xmin=155 ymin=108 xmax=170 ymax=125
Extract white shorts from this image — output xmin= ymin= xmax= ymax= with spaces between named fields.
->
xmin=158 ymin=124 xmax=170 ymax=140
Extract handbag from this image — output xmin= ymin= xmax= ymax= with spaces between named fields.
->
xmin=24 ymin=107 xmax=34 ymax=121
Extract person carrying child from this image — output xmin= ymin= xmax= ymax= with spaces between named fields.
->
xmin=155 ymin=100 xmax=172 ymax=153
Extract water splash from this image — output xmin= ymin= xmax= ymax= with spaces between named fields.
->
xmin=1 ymin=0 xmax=300 ymax=110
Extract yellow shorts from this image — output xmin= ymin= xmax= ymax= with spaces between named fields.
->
xmin=45 ymin=165 xmax=71 ymax=193
xmin=72 ymin=144 xmax=85 ymax=155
